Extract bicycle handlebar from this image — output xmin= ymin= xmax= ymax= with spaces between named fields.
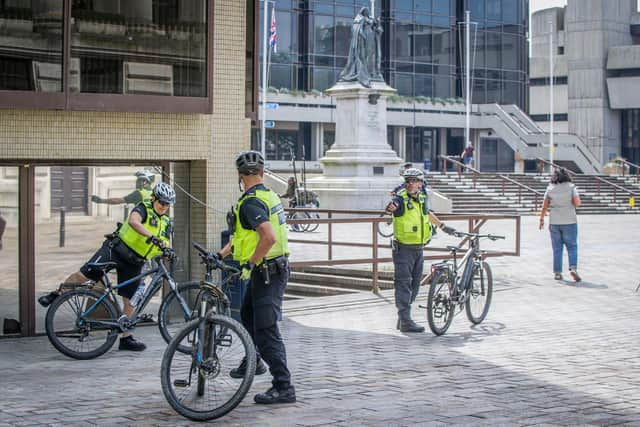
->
xmin=191 ymin=242 xmax=240 ymax=275
xmin=452 ymin=231 xmax=505 ymax=241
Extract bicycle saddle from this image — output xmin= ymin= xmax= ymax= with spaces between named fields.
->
xmin=446 ymin=245 xmax=463 ymax=252
xmin=86 ymin=261 xmax=117 ymax=271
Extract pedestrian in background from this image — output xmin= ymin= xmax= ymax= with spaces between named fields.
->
xmin=460 ymin=143 xmax=474 ymax=170
xmin=539 ymin=167 xmax=582 ymax=282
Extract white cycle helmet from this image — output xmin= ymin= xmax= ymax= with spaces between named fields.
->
xmin=153 ymin=182 xmax=176 ymax=205
xmin=402 ymin=168 xmax=424 ymax=181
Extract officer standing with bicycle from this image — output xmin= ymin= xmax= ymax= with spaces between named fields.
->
xmin=91 ymin=170 xmax=155 ymax=206
xmin=386 ymin=168 xmax=456 ymax=333
xmin=217 ymin=150 xmax=296 ymax=405
xmin=39 ymin=182 xmax=177 ymax=351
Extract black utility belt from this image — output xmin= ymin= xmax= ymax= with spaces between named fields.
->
xmin=393 ymin=241 xmax=425 ymax=250
xmin=109 ymin=238 xmax=146 ymax=265
xmin=260 ymin=255 xmax=289 ymax=275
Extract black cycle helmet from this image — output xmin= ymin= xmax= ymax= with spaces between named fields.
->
xmin=236 ymin=150 xmax=265 ymax=175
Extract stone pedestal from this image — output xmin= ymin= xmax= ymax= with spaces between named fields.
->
xmin=307 ymin=82 xmax=403 ymax=210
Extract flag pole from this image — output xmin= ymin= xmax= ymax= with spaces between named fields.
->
xmin=260 ymin=0 xmax=269 ymax=160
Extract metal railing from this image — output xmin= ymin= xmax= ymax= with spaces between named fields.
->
xmin=615 ymin=158 xmax=640 ymax=177
xmin=439 ymin=155 xmax=543 ymax=211
xmin=536 ymin=158 xmax=637 ymax=203
xmin=286 ymin=208 xmax=520 ymax=294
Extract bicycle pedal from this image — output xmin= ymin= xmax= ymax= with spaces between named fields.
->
xmin=173 ymin=379 xmax=189 ymax=388
xmin=138 ymin=313 xmax=154 ymax=323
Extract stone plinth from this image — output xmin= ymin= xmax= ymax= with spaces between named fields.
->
xmin=307 ymin=82 xmax=403 ymax=210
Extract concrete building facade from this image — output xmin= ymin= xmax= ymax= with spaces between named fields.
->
xmin=530 ymin=0 xmax=640 ymax=166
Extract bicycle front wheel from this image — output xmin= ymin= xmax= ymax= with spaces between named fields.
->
xmin=161 ymin=314 xmax=256 ymax=421
xmin=377 ymin=213 xmax=393 ymax=238
xmin=465 ymin=262 xmax=493 ymax=324
xmin=426 ymin=269 xmax=455 ymax=336
xmin=158 ymin=282 xmax=219 ymax=353
xmin=45 ymin=288 xmax=119 ymax=360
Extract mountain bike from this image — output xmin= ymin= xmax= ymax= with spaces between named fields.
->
xmin=287 ymin=204 xmax=320 ymax=233
xmin=160 ymin=242 xmax=256 ymax=421
xmin=45 ymin=247 xmax=207 ymax=360
xmin=426 ymin=231 xmax=505 ymax=336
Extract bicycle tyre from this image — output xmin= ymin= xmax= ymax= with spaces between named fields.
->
xmin=306 ymin=211 xmax=320 ymax=232
xmin=160 ymin=315 xmax=256 ymax=421
xmin=45 ymin=288 xmax=119 ymax=360
xmin=377 ymin=213 xmax=394 ymax=238
xmin=289 ymin=211 xmax=310 ymax=232
xmin=158 ymin=281 xmax=219 ymax=354
xmin=465 ymin=262 xmax=493 ymax=324
xmin=426 ymin=269 xmax=455 ymax=336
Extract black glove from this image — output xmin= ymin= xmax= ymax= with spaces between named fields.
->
xmin=441 ymin=224 xmax=456 ymax=235
xmin=163 ymin=247 xmax=177 ymax=262
xmin=91 ymin=195 xmax=103 ymax=203
xmin=147 ymin=236 xmax=163 ymax=249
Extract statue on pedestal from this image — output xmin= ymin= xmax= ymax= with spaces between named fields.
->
xmin=338 ymin=7 xmax=383 ymax=88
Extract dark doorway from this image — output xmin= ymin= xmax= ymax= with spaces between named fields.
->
xmin=50 ymin=166 xmax=89 ymax=214
xmin=480 ymin=138 xmax=514 ymax=172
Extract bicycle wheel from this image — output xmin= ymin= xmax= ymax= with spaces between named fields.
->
xmin=158 ymin=282 xmax=218 ymax=353
xmin=306 ymin=211 xmax=320 ymax=232
xmin=465 ymin=262 xmax=493 ymax=324
xmin=45 ymin=288 xmax=119 ymax=360
xmin=377 ymin=213 xmax=394 ymax=238
xmin=161 ymin=315 xmax=256 ymax=421
xmin=426 ymin=269 xmax=455 ymax=336
xmin=289 ymin=211 xmax=310 ymax=232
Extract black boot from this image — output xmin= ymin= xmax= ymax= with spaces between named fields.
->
xmin=254 ymin=385 xmax=296 ymax=404
xmin=229 ymin=357 xmax=267 ymax=378
xmin=399 ymin=319 xmax=425 ymax=333
xmin=119 ymin=336 xmax=146 ymax=351
xmin=38 ymin=291 xmax=59 ymax=308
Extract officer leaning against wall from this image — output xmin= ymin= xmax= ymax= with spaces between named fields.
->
xmin=386 ymin=168 xmax=456 ymax=333
xmin=217 ymin=150 xmax=296 ymax=405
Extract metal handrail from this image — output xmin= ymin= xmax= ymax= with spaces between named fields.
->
xmin=439 ymin=155 xmax=542 ymax=211
xmin=286 ymin=209 xmax=521 ymax=294
xmin=536 ymin=158 xmax=637 ymax=201
xmin=614 ymin=158 xmax=640 ymax=176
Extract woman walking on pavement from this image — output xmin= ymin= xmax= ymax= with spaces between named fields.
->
xmin=539 ymin=167 xmax=582 ymax=282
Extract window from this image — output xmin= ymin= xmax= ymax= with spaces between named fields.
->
xmin=0 ymin=167 xmax=19 ymax=336
xmin=0 ymin=0 xmax=214 ymax=113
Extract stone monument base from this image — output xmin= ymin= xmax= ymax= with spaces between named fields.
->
xmin=307 ymin=81 xmax=403 ymax=211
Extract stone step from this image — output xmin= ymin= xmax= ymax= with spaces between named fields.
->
xmin=289 ymin=271 xmax=394 ymax=291
xmin=285 ymin=282 xmax=361 ymax=297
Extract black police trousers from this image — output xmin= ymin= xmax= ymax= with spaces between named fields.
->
xmin=241 ymin=264 xmax=292 ymax=390
xmin=392 ymin=243 xmax=424 ymax=321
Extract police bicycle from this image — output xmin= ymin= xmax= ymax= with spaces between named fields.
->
xmin=160 ymin=242 xmax=256 ymax=421
xmin=45 ymin=243 xmax=211 ymax=360
xmin=425 ymin=231 xmax=505 ymax=336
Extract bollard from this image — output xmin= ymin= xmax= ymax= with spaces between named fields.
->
xmin=59 ymin=207 xmax=65 ymax=247
xmin=124 ymin=205 xmax=129 ymax=221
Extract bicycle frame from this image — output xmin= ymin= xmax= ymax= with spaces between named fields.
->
xmin=79 ymin=256 xmax=190 ymax=329
xmin=437 ymin=237 xmax=483 ymax=302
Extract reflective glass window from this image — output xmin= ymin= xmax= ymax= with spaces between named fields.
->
xmin=415 ymin=0 xmax=431 ymax=13
xmin=502 ymin=0 xmax=519 ymax=24
xmin=71 ymin=0 xmax=207 ymax=97
xmin=270 ymin=64 xmax=295 ymax=89
xmin=414 ymin=22 xmax=432 ymax=63
xmin=393 ymin=72 xmax=413 ymax=96
xmin=314 ymin=15 xmax=334 ymax=55
xmin=393 ymin=14 xmax=414 ymax=63
xmin=502 ymin=81 xmax=520 ymax=104
xmin=313 ymin=67 xmax=337 ymax=90
xmin=34 ymin=165 xmax=167 ymax=333
xmin=501 ymin=33 xmax=518 ymax=70
xmin=394 ymin=0 xmax=413 ymax=11
xmin=485 ymin=31 xmax=501 ymax=68
xmin=0 ymin=1 xmax=63 ymax=92
xmin=0 ymin=167 xmax=19 ymax=336
xmin=335 ymin=16 xmax=352 ymax=57
xmin=468 ymin=0 xmax=484 ymax=20
xmin=486 ymin=0 xmax=501 ymax=21
xmin=434 ymin=74 xmax=453 ymax=98
xmin=414 ymin=74 xmax=433 ymax=97
xmin=432 ymin=0 xmax=451 ymax=16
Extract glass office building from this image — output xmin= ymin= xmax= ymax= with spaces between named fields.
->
xmin=258 ymin=0 xmax=529 ymax=166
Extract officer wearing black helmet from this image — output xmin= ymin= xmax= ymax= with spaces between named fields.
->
xmin=91 ymin=170 xmax=155 ymax=206
xmin=217 ymin=150 xmax=295 ymax=404
xmin=39 ymin=182 xmax=177 ymax=351
xmin=386 ymin=168 xmax=456 ymax=333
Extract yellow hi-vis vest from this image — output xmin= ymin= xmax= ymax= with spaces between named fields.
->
xmin=392 ymin=189 xmax=432 ymax=245
xmin=118 ymin=202 xmax=171 ymax=259
xmin=232 ymin=187 xmax=289 ymax=265
xmin=139 ymin=188 xmax=152 ymax=204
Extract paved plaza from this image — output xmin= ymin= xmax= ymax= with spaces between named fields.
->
xmin=1 ymin=215 xmax=639 ymax=426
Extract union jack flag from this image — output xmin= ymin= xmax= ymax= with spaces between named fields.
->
xmin=269 ymin=6 xmax=277 ymax=53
